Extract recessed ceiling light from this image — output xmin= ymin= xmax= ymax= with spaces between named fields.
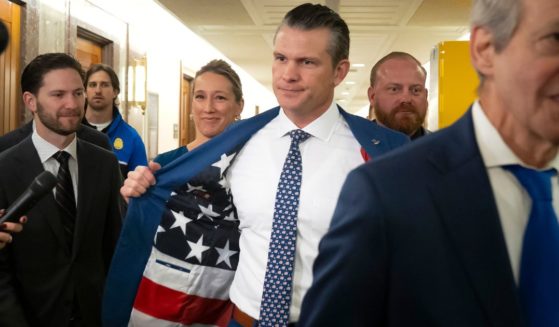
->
xmin=345 ymin=81 xmax=356 ymax=85
xmin=351 ymin=63 xmax=365 ymax=68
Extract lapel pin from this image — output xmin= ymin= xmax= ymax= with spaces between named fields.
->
xmin=371 ymin=139 xmax=381 ymax=145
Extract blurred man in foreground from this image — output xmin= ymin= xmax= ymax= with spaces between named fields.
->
xmin=300 ymin=0 xmax=559 ymax=325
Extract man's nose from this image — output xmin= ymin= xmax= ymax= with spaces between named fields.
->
xmin=282 ymin=61 xmax=299 ymax=82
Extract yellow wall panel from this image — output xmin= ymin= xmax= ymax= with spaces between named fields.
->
xmin=430 ymin=41 xmax=479 ymax=129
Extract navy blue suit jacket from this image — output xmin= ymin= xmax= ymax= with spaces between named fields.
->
xmin=299 ymin=110 xmax=525 ymax=327
xmin=103 ymin=106 xmax=409 ymax=326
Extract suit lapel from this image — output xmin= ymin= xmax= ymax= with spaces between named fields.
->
xmin=15 ymin=138 xmax=69 ymax=252
xmin=73 ymin=140 xmax=95 ymax=257
xmin=428 ymin=112 xmax=522 ymax=326
xmin=339 ymin=106 xmax=409 ymax=159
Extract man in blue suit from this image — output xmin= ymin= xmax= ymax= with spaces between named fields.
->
xmin=299 ymin=0 xmax=559 ymax=326
xmin=106 ymin=4 xmax=408 ymax=327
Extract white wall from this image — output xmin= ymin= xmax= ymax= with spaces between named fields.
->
xmin=81 ymin=0 xmax=277 ymax=153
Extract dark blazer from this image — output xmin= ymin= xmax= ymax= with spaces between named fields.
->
xmin=298 ymin=110 xmax=524 ymax=327
xmin=0 ymin=121 xmax=111 ymax=152
xmin=0 ymin=136 xmax=122 ymax=326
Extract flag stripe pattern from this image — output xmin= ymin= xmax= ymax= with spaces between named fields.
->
xmin=102 ymin=107 xmax=405 ymax=326
xmin=130 ymin=152 xmax=241 ymax=326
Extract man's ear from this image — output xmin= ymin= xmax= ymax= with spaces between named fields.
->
xmin=333 ymin=59 xmax=350 ymax=86
xmin=367 ymin=85 xmax=375 ymax=104
xmin=22 ymin=91 xmax=37 ymax=114
xmin=470 ymin=26 xmax=496 ymax=78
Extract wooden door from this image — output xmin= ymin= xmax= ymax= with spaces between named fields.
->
xmin=179 ymin=71 xmax=194 ymax=147
xmin=76 ymin=37 xmax=102 ymax=71
xmin=0 ymin=0 xmax=21 ymax=135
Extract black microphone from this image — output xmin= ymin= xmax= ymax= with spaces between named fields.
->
xmin=0 ymin=171 xmax=57 ymax=225
xmin=0 ymin=21 xmax=8 ymax=55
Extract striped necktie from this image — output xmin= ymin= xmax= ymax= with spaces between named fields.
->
xmin=54 ymin=151 xmax=76 ymax=249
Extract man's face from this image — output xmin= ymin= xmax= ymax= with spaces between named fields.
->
xmin=86 ymin=70 xmax=118 ymax=112
xmin=27 ymin=68 xmax=84 ymax=136
xmin=368 ymin=58 xmax=428 ymax=136
xmin=483 ymin=0 xmax=559 ymax=146
xmin=272 ymin=26 xmax=349 ymax=126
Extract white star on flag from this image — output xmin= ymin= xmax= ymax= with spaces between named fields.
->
xmin=212 ymin=152 xmax=236 ymax=177
xmin=224 ymin=211 xmax=237 ymax=221
xmin=186 ymin=183 xmax=206 ymax=193
xmin=198 ymin=204 xmax=221 ymax=221
xmin=169 ymin=210 xmax=193 ymax=235
xmin=218 ymin=177 xmax=230 ymax=191
xmin=186 ymin=235 xmax=211 ymax=262
xmin=215 ymin=240 xmax=238 ymax=268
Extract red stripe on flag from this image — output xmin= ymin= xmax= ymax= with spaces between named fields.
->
xmin=133 ymin=276 xmax=233 ymax=327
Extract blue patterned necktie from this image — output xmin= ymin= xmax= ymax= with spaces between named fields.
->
xmin=54 ymin=151 xmax=76 ymax=249
xmin=504 ymin=165 xmax=559 ymax=327
xmin=259 ymin=129 xmax=311 ymax=327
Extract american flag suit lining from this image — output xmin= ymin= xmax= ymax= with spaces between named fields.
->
xmin=102 ymin=106 xmax=409 ymax=326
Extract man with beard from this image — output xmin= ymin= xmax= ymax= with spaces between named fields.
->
xmin=0 ymin=116 xmax=111 ymax=154
xmin=83 ymin=64 xmax=147 ymax=176
xmin=368 ymin=52 xmax=430 ymax=140
xmin=0 ymin=53 xmax=122 ymax=326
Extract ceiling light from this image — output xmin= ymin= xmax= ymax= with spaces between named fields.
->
xmin=351 ymin=63 xmax=365 ymax=68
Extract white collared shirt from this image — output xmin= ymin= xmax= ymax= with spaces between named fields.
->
xmin=31 ymin=123 xmax=79 ymax=204
xmin=228 ymin=102 xmax=364 ymax=322
xmin=472 ymin=101 xmax=559 ymax=283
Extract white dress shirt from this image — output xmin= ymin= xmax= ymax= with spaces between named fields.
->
xmin=31 ymin=126 xmax=79 ymax=204
xmin=228 ymin=102 xmax=364 ymax=322
xmin=472 ymin=101 xmax=559 ymax=283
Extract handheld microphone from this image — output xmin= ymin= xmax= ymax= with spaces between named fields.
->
xmin=0 ymin=21 xmax=8 ymax=55
xmin=0 ymin=171 xmax=57 ymax=225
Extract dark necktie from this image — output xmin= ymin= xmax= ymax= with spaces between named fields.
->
xmin=504 ymin=165 xmax=559 ymax=326
xmin=54 ymin=151 xmax=76 ymax=249
xmin=259 ymin=129 xmax=311 ymax=327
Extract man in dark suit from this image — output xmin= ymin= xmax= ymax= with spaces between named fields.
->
xmin=0 ymin=120 xmax=111 ymax=153
xmin=0 ymin=53 xmax=122 ymax=326
xmin=299 ymin=0 xmax=559 ymax=326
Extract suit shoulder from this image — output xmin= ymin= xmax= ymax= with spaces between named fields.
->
xmin=78 ymin=139 xmax=118 ymax=161
xmin=359 ymin=118 xmax=475 ymax=179
xmin=77 ymin=124 xmax=111 ymax=150
xmin=0 ymin=137 xmax=32 ymax=161
xmin=0 ymin=124 xmax=31 ymax=153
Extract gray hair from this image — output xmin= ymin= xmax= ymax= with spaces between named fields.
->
xmin=471 ymin=0 xmax=522 ymax=52
xmin=471 ymin=0 xmax=522 ymax=83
